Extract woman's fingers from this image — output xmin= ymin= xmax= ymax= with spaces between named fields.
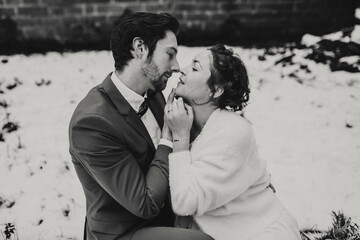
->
xmin=165 ymin=89 xmax=175 ymax=115
xmin=174 ymin=97 xmax=186 ymax=114
xmin=167 ymin=88 xmax=176 ymax=104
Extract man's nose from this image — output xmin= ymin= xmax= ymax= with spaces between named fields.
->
xmin=171 ymin=59 xmax=180 ymax=73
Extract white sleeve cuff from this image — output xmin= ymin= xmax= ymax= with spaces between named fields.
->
xmin=159 ymin=138 xmax=173 ymax=149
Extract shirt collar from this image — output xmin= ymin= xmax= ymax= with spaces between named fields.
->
xmin=111 ymin=71 xmax=146 ymax=112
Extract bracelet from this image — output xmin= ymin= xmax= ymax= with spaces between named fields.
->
xmin=173 ymin=138 xmax=188 ymax=143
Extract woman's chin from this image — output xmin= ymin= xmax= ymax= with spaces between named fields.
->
xmin=174 ymin=87 xmax=181 ymax=97
xmin=174 ymin=86 xmax=189 ymax=101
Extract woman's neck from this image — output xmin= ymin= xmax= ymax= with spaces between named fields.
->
xmin=192 ymin=104 xmax=218 ymax=132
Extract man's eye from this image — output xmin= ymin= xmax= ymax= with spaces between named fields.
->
xmin=192 ymin=68 xmax=197 ymax=72
xmin=168 ymin=52 xmax=174 ymax=58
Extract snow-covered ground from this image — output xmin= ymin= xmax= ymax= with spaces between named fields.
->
xmin=1 ymin=36 xmax=360 ymax=239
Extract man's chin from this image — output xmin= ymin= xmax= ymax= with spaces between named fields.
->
xmin=153 ymin=82 xmax=167 ymax=92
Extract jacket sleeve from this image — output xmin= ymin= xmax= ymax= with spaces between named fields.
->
xmin=70 ymin=113 xmax=171 ymax=219
xmin=169 ymin=117 xmax=266 ymax=216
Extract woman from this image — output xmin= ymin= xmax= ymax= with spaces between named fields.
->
xmin=164 ymin=44 xmax=301 ymax=240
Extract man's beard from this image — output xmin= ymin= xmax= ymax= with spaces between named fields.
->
xmin=141 ymin=58 xmax=168 ymax=92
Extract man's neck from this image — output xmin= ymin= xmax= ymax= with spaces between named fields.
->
xmin=115 ymin=66 xmax=149 ymax=96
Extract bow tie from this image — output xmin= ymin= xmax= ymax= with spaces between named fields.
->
xmin=137 ymin=98 xmax=149 ymax=118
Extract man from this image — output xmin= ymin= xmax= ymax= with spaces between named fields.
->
xmin=69 ymin=12 xmax=213 ymax=240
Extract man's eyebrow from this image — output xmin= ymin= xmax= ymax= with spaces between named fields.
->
xmin=167 ymin=47 xmax=178 ymax=54
xmin=193 ymin=60 xmax=203 ymax=69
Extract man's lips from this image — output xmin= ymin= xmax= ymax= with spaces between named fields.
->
xmin=163 ymin=72 xmax=172 ymax=79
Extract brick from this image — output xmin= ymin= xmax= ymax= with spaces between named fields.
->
xmin=50 ymin=7 xmax=64 ymax=15
xmin=85 ymin=0 xmax=110 ymax=2
xmin=252 ymin=0 xmax=295 ymax=2
xmin=18 ymin=6 xmax=48 ymax=15
xmin=205 ymin=18 xmax=224 ymax=28
xmin=89 ymin=15 xmax=108 ymax=22
xmin=86 ymin=5 xmax=94 ymax=14
xmin=175 ymin=2 xmax=194 ymax=11
xmin=23 ymin=0 xmax=40 ymax=4
xmin=175 ymin=2 xmax=217 ymax=11
xmin=22 ymin=26 xmax=48 ymax=39
xmin=171 ymin=11 xmax=186 ymax=20
xmin=97 ymin=4 xmax=124 ymax=13
xmin=42 ymin=0 xmax=83 ymax=4
xmin=221 ymin=2 xmax=256 ymax=12
xmin=6 ymin=0 xmax=21 ymax=5
xmin=118 ymin=2 xmax=143 ymax=12
xmin=113 ymin=0 xmax=137 ymax=3
xmin=228 ymin=12 xmax=255 ymax=20
xmin=0 ymin=7 xmax=15 ymax=16
xmin=257 ymin=2 xmax=295 ymax=12
xmin=86 ymin=15 xmax=109 ymax=31
xmin=16 ymin=16 xmax=49 ymax=27
xmin=187 ymin=12 xmax=211 ymax=21
xmin=137 ymin=0 xmax=162 ymax=2
xmin=65 ymin=6 xmax=83 ymax=15
xmin=1 ymin=0 xmax=357 ymax=46
xmin=296 ymin=1 xmax=329 ymax=10
xmin=188 ymin=21 xmax=206 ymax=30
xmin=230 ymin=8 xmax=257 ymax=15
xmin=144 ymin=3 xmax=168 ymax=12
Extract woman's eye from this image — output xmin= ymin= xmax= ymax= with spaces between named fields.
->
xmin=192 ymin=68 xmax=197 ymax=72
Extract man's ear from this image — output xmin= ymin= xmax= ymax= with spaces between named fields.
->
xmin=132 ymin=37 xmax=148 ymax=59
xmin=213 ymin=86 xmax=224 ymax=98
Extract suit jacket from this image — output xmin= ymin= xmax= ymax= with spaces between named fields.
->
xmin=69 ymin=73 xmax=174 ymax=240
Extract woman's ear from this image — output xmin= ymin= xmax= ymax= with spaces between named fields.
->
xmin=213 ymin=86 xmax=224 ymax=98
xmin=132 ymin=37 xmax=148 ymax=59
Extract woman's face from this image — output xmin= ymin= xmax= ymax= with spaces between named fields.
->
xmin=175 ymin=50 xmax=213 ymax=105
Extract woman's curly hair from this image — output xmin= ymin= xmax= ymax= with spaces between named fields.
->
xmin=207 ymin=44 xmax=250 ymax=111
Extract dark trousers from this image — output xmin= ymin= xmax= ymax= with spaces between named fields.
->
xmin=130 ymin=227 xmax=214 ymax=240
xmin=83 ymin=217 xmax=214 ymax=240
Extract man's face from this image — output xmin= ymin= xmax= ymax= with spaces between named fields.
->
xmin=141 ymin=30 xmax=179 ymax=91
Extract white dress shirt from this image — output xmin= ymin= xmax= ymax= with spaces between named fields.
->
xmin=111 ymin=72 xmax=172 ymax=149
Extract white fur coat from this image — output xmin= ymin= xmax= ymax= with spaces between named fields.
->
xmin=169 ymin=109 xmax=286 ymax=240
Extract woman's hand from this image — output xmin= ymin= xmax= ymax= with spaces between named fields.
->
xmin=165 ymin=97 xmax=194 ymax=141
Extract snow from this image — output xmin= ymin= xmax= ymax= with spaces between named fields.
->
xmin=301 ymin=34 xmax=321 ymax=47
xmin=351 ymin=25 xmax=360 ymax=44
xmin=1 ymin=44 xmax=360 ymax=239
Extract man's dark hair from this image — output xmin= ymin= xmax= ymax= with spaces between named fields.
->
xmin=110 ymin=12 xmax=180 ymax=72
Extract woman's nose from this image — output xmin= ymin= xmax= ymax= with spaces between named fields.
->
xmin=179 ymin=69 xmax=186 ymax=76
xmin=180 ymin=66 xmax=189 ymax=75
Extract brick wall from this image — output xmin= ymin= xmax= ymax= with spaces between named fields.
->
xmin=0 ymin=0 xmax=358 ymax=51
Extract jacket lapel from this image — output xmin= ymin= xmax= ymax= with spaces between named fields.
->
xmin=100 ymin=73 xmax=156 ymax=151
